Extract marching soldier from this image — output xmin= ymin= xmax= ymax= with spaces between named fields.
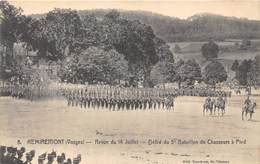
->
xmin=38 ymin=153 xmax=47 ymax=164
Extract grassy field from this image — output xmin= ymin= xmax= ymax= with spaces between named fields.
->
xmin=0 ymin=92 xmax=259 ymax=164
xmin=168 ymin=39 xmax=260 ymax=80
xmin=168 ymin=39 xmax=260 ymax=61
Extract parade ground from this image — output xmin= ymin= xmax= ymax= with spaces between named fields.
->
xmin=0 ymin=94 xmax=260 ymax=164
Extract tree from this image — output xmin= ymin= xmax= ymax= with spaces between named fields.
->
xmin=235 ymin=57 xmax=260 ymax=88
xmin=151 ymin=37 xmax=175 ymax=85
xmin=174 ymin=44 xmax=181 ymax=53
xmin=247 ymin=61 xmax=257 ymax=89
xmin=0 ymin=1 xmax=23 ymax=67
xmin=254 ymin=55 xmax=260 ymax=86
xmin=203 ymin=61 xmax=227 ymax=89
xmin=240 ymin=39 xmax=251 ymax=50
xmin=235 ymin=59 xmax=252 ymax=86
xmin=100 ymin=10 xmax=159 ymax=87
xmin=151 ymin=61 xmax=175 ymax=85
xmin=231 ymin=60 xmax=239 ymax=72
xmin=177 ymin=59 xmax=201 ymax=88
xmin=201 ymin=40 xmax=219 ymax=60
xmin=58 ymin=47 xmax=128 ymax=84
xmin=174 ymin=59 xmax=185 ymax=88
xmin=31 ymin=9 xmax=82 ymax=61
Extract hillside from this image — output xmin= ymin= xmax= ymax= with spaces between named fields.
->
xmin=78 ymin=10 xmax=260 ymax=42
xmin=31 ymin=9 xmax=260 ymax=42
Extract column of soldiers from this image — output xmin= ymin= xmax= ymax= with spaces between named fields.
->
xmin=64 ymin=86 xmax=177 ymax=111
xmin=0 ymin=82 xmax=231 ymax=104
xmin=62 ymin=86 xmax=231 ymax=111
xmin=177 ymin=88 xmax=231 ymax=97
xmin=0 ymin=83 xmax=56 ymax=101
xmin=0 ymin=145 xmax=81 ymax=164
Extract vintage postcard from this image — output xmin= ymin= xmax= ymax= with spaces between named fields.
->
xmin=0 ymin=0 xmax=260 ymax=164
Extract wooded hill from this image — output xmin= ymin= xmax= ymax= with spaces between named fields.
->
xmin=31 ymin=9 xmax=260 ymax=42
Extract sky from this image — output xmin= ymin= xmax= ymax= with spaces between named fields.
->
xmin=9 ymin=0 xmax=260 ymax=20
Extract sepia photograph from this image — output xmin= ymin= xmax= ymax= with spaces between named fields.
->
xmin=0 ymin=0 xmax=260 ymax=163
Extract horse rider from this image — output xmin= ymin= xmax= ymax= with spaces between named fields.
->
xmin=244 ymin=96 xmax=251 ymax=107
xmin=217 ymin=95 xmax=224 ymax=102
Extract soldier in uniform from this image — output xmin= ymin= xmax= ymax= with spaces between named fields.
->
xmin=122 ymin=97 xmax=126 ymax=110
xmin=67 ymin=91 xmax=72 ymax=107
xmin=244 ymin=96 xmax=251 ymax=107
xmin=57 ymin=155 xmax=65 ymax=164
xmin=148 ymin=98 xmax=153 ymax=109
xmin=134 ymin=98 xmax=139 ymax=110
xmin=79 ymin=91 xmax=83 ymax=108
xmin=47 ymin=151 xmax=56 ymax=164
xmin=117 ymin=97 xmax=122 ymax=111
xmin=101 ymin=97 xmax=105 ymax=109
xmin=112 ymin=97 xmax=116 ymax=111
xmin=161 ymin=97 xmax=165 ymax=110
xmin=16 ymin=147 xmax=25 ymax=163
xmin=83 ymin=91 xmax=87 ymax=109
xmin=139 ymin=97 xmax=143 ymax=110
xmin=24 ymin=150 xmax=35 ymax=164
xmin=156 ymin=97 xmax=161 ymax=110
xmin=91 ymin=95 xmax=96 ymax=109
xmin=143 ymin=98 xmax=147 ymax=110
xmin=88 ymin=94 xmax=92 ymax=109
xmin=0 ymin=146 xmax=6 ymax=163
xmin=71 ymin=91 xmax=76 ymax=107
xmin=105 ymin=96 xmax=109 ymax=109
xmin=130 ymin=98 xmax=134 ymax=110
xmin=38 ymin=153 xmax=47 ymax=164
xmin=3 ymin=147 xmax=14 ymax=164
xmin=64 ymin=158 xmax=72 ymax=164
xmin=205 ymin=96 xmax=211 ymax=104
xmin=73 ymin=154 xmax=81 ymax=164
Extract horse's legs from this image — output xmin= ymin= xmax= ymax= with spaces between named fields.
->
xmin=242 ymin=111 xmax=244 ymax=120
xmin=250 ymin=112 xmax=253 ymax=120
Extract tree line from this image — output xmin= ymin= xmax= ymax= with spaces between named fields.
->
xmin=74 ymin=10 xmax=260 ymax=42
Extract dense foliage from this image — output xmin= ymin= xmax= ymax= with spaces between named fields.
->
xmin=201 ymin=40 xmax=219 ymax=60
xmin=234 ymin=56 xmax=260 ymax=87
xmin=58 ymin=47 xmax=128 ymax=84
xmin=2 ymin=1 xmax=244 ymax=88
xmin=175 ymin=59 xmax=202 ymax=88
xmin=0 ymin=2 xmax=173 ymax=87
xmin=203 ymin=61 xmax=227 ymax=88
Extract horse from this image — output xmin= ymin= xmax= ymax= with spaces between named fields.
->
xmin=242 ymin=102 xmax=256 ymax=120
xmin=214 ymin=98 xmax=226 ymax=116
xmin=203 ymin=99 xmax=214 ymax=115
